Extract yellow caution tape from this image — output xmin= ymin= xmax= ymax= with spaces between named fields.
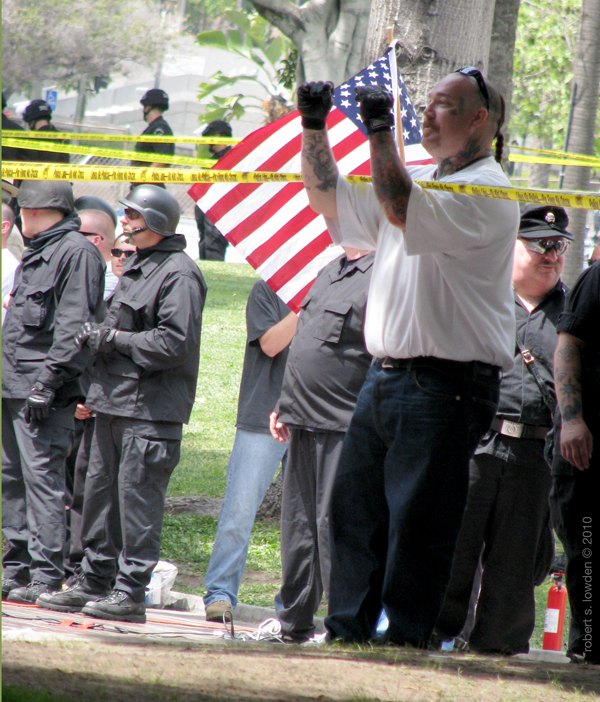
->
xmin=509 ymin=154 xmax=600 ymax=168
xmin=3 ymin=162 xmax=600 ymax=209
xmin=510 ymin=143 xmax=600 ymax=165
xmin=1 ymin=130 xmax=239 ymax=145
xmin=1 ymin=137 xmax=216 ymax=168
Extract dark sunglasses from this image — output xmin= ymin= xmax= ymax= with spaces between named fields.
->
xmin=111 ymin=248 xmax=135 ymax=259
xmin=588 ymin=257 xmax=600 ymax=267
xmin=81 ymin=231 xmax=103 ymax=239
xmin=520 ymin=237 xmax=570 ymax=256
xmin=455 ymin=66 xmax=490 ymax=110
xmin=124 ymin=208 xmax=142 ymax=220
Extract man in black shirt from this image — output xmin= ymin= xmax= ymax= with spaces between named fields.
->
xmin=2 ymin=93 xmax=29 ymax=164
xmin=130 ymin=89 xmax=174 ymax=188
xmin=22 ymin=99 xmax=70 ymax=164
xmin=203 ymin=280 xmax=297 ymax=622
xmin=269 ymin=248 xmax=374 ymax=643
xmin=552 ymin=254 xmax=600 ymax=665
xmin=435 ymin=205 xmax=572 ymax=655
xmin=2 ymin=180 xmax=105 ymax=603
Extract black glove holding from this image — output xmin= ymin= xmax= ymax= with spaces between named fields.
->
xmin=25 ymin=382 xmax=55 ymax=423
xmin=297 ymin=81 xmax=334 ymax=130
xmin=355 ymin=86 xmax=395 ymax=136
xmin=75 ymin=322 xmax=117 ymax=355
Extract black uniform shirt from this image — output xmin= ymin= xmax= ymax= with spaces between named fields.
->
xmin=277 ymin=252 xmax=374 ymax=432
xmin=236 ymin=280 xmax=292 ymax=433
xmin=477 ymin=281 xmax=567 ymax=463
xmin=552 ymin=261 xmax=600 ymax=473
xmin=131 ymin=116 xmax=175 ymax=167
xmin=86 ymin=235 xmax=207 ymax=425
xmin=2 ymin=113 xmax=30 ymax=162
xmin=2 ymin=214 xmax=105 ymax=401
xmin=25 ymin=124 xmax=70 ymax=164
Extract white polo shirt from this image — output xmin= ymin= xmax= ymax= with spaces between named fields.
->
xmin=329 ymin=157 xmax=519 ymax=371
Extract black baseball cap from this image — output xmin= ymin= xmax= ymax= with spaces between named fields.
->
xmin=519 ymin=204 xmax=573 ymax=240
xmin=17 ymin=180 xmax=75 ymax=214
xmin=201 ymin=120 xmax=232 ymax=137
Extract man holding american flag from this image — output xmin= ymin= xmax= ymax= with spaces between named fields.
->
xmin=298 ymin=69 xmax=519 ymax=648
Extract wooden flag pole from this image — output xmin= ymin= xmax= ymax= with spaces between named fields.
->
xmin=387 ymin=26 xmax=406 ymax=164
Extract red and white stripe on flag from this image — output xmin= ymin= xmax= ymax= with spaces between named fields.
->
xmin=188 ymin=45 xmax=433 ymax=313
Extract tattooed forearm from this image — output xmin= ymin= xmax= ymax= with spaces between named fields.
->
xmin=370 ymin=131 xmax=412 ymax=227
xmin=554 ymin=333 xmax=586 ymax=422
xmin=437 ymin=134 xmax=491 ymax=178
xmin=301 ymin=129 xmax=339 ymax=217
xmin=302 ymin=131 xmax=338 ymax=192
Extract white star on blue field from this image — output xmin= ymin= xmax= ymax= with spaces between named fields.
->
xmin=332 ymin=48 xmax=423 ymax=146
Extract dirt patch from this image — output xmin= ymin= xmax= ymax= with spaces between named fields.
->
xmin=3 ymin=639 xmax=599 ymax=702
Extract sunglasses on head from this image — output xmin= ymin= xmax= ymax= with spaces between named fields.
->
xmin=80 ymin=231 xmax=103 ymax=239
xmin=111 ymin=248 xmax=135 ymax=259
xmin=455 ymin=66 xmax=490 ymax=110
xmin=124 ymin=208 xmax=142 ymax=220
xmin=520 ymin=237 xmax=570 ymax=256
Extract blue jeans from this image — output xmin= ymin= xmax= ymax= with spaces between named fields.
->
xmin=325 ymin=358 xmax=500 ymax=647
xmin=204 ymin=429 xmax=287 ymax=609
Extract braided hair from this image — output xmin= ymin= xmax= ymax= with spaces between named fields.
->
xmin=489 ymin=88 xmax=506 ymax=165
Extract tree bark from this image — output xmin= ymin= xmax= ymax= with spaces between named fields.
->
xmin=527 ymin=138 xmax=553 ymax=190
xmin=561 ymin=0 xmax=600 ymax=286
xmin=363 ymin=0 xmax=498 ymax=118
xmin=249 ymin=0 xmax=371 ymax=85
xmin=487 ymin=0 xmax=521 ymax=127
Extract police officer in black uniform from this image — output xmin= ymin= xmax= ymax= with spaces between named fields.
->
xmin=2 ymin=93 xmax=29 ymax=164
xmin=22 ymin=99 xmax=70 ymax=164
xmin=130 ymin=89 xmax=174 ymax=190
xmin=2 ymin=180 xmax=106 ymax=603
xmin=195 ymin=120 xmax=232 ymax=260
xmin=38 ymin=185 xmax=207 ymax=623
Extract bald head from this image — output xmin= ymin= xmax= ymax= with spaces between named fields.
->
xmin=79 ymin=209 xmax=116 ymax=262
xmin=422 ymin=71 xmax=505 ymax=175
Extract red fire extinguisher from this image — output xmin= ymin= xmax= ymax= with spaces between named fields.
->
xmin=543 ymin=572 xmax=568 ymax=651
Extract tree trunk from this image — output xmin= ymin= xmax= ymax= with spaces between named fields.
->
xmin=487 ymin=0 xmax=521 ymax=128
xmin=561 ymin=0 xmax=600 ymax=286
xmin=527 ymin=138 xmax=553 ymax=190
xmin=249 ymin=0 xmax=371 ymax=85
xmin=363 ymin=0 xmax=498 ymax=119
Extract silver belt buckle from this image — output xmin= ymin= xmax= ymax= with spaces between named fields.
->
xmin=500 ymin=419 xmax=524 ymax=438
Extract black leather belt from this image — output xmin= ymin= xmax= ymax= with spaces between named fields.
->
xmin=491 ymin=417 xmax=551 ymax=441
xmin=379 ymin=356 xmax=500 ymax=379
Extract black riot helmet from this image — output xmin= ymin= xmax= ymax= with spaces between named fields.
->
xmin=119 ymin=185 xmax=180 ymax=237
xmin=201 ymin=120 xmax=232 ymax=137
xmin=23 ymin=99 xmax=53 ymax=125
xmin=140 ymin=89 xmax=169 ymax=111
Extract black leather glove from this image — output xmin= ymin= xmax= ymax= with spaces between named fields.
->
xmin=355 ymin=86 xmax=395 ymax=136
xmin=75 ymin=322 xmax=117 ymax=355
xmin=25 ymin=382 xmax=55 ymax=423
xmin=297 ymin=81 xmax=334 ymax=130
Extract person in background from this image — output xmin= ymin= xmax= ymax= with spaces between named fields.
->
xmin=2 ymin=180 xmax=105 ymax=603
xmin=74 ymin=196 xmax=118 ymax=299
xmin=130 ymin=89 xmax=174 ymax=189
xmin=63 ymin=233 xmax=137 ymax=583
xmin=2 ymin=202 xmax=20 ymax=325
xmin=204 ymin=279 xmax=297 ymax=622
xmin=2 ymin=93 xmax=29 ymax=165
xmin=588 ymin=242 xmax=600 ymax=266
xmin=38 ymin=185 xmax=206 ymax=624
xmin=195 ymin=120 xmax=232 ymax=261
xmin=22 ymin=99 xmax=69 ymax=164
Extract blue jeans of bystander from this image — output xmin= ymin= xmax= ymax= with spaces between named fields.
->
xmin=204 ymin=429 xmax=286 ymax=609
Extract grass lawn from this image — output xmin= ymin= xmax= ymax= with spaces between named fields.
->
xmin=160 ymin=260 xmax=569 ymax=649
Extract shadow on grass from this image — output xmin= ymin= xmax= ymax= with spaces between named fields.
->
xmin=3 ymin=639 xmax=599 ymax=702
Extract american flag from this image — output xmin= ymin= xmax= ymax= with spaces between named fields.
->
xmin=188 ymin=45 xmax=433 ymax=312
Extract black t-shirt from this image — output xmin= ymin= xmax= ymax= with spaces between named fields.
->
xmin=552 ymin=261 xmax=600 ymax=473
xmin=236 ymin=280 xmax=292 ymax=433
xmin=131 ymin=116 xmax=175 ymax=167
xmin=277 ymin=253 xmax=374 ymax=432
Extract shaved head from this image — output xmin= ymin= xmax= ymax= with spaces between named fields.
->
xmin=79 ymin=209 xmax=116 ymax=261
